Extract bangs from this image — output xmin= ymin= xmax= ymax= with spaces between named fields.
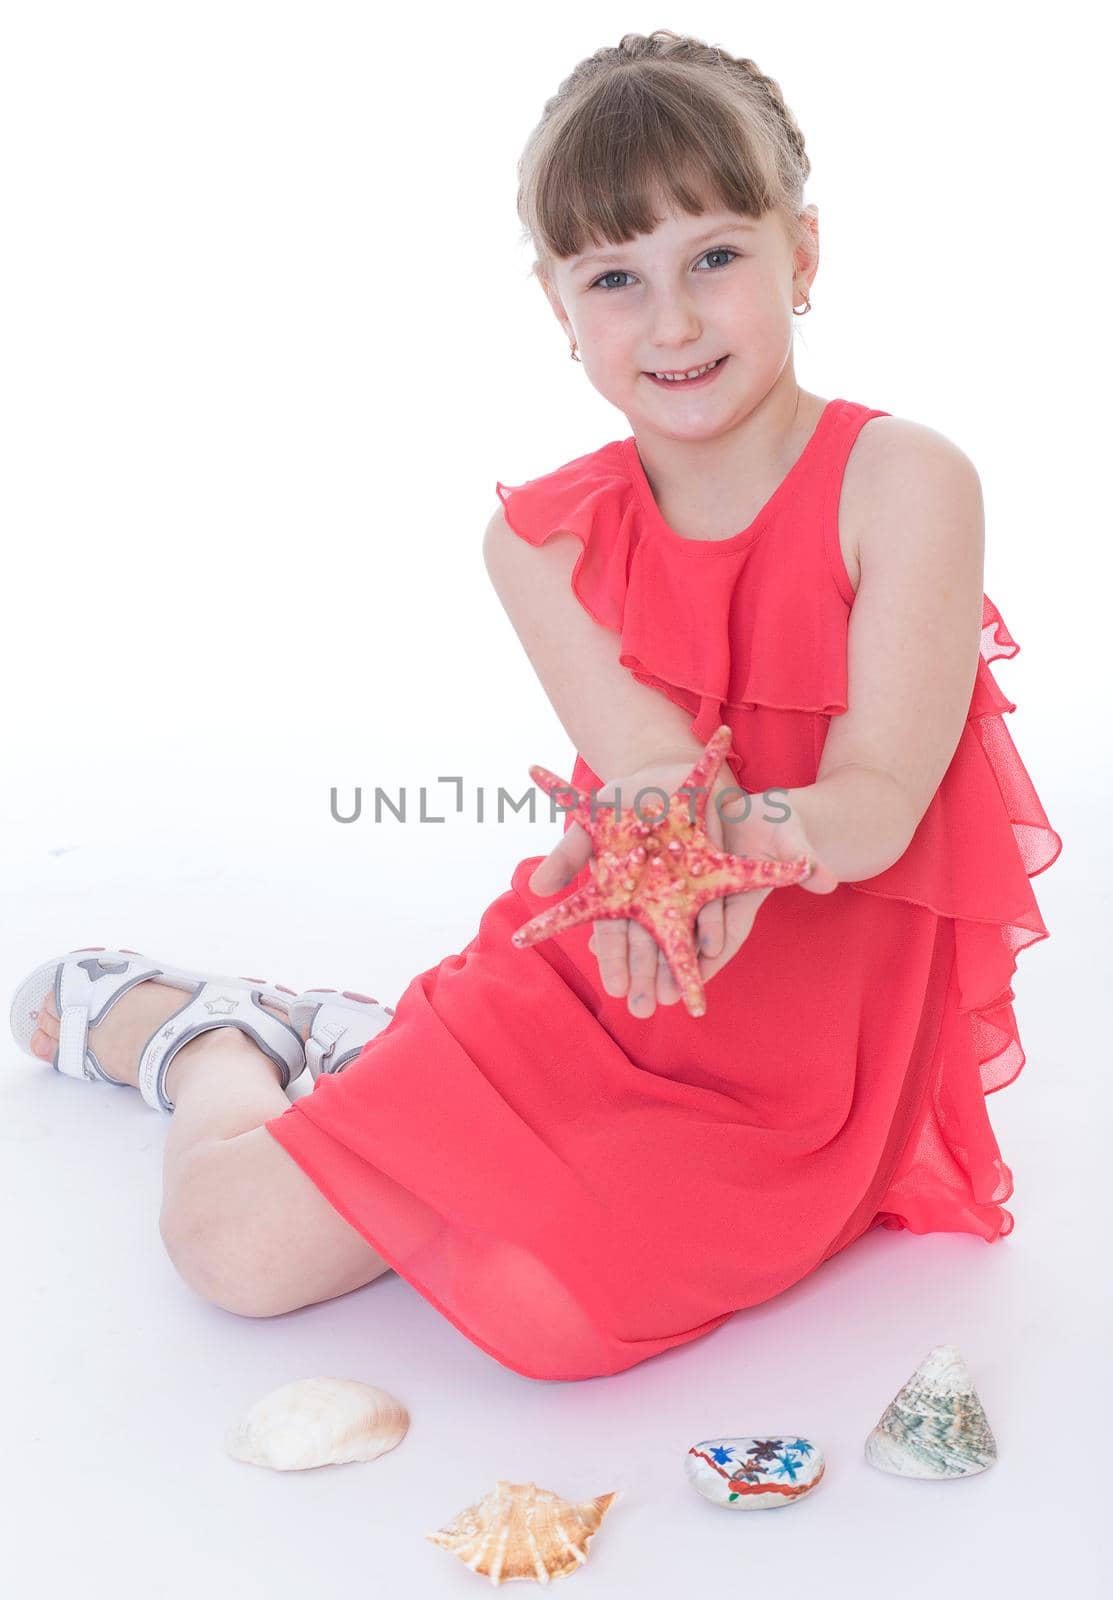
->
xmin=523 ymin=68 xmax=787 ymax=269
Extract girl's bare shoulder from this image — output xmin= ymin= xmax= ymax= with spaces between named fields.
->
xmin=838 ymin=414 xmax=982 ymax=596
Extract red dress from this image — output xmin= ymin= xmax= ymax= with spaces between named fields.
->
xmin=264 ymin=397 xmax=1062 ymax=1382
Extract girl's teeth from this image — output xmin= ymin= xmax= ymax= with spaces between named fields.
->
xmin=653 ymin=359 xmax=721 ymax=381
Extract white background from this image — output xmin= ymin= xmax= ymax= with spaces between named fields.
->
xmin=1 ymin=3 xmax=1106 ymax=1596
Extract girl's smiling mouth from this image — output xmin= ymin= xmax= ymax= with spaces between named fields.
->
xmin=644 ymin=355 xmax=729 ymax=387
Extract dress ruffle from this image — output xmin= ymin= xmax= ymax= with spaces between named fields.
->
xmin=496 ymin=457 xmax=1062 ymax=1244
xmin=497 ymin=445 xmax=852 ymax=804
xmin=497 ymin=446 xmax=850 ymax=723
xmin=851 ymin=596 xmax=1061 ymax=1080
xmin=855 ymin=596 xmax=1062 ymax=1239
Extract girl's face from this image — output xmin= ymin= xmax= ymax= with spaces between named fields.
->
xmin=544 ymin=202 xmax=817 ymax=438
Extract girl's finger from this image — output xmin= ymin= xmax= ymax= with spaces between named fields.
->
xmin=722 ymin=888 xmax=763 ymax=952
xmin=799 ymin=855 xmax=840 ymax=895
xmin=696 ymin=896 xmax=724 ymax=959
xmin=593 ymin=918 xmax=631 ymax=997
xmin=656 ymin=944 xmax=681 ymax=1005
xmin=528 ymin=824 xmax=592 ymax=895
xmin=626 ymin=922 xmax=659 ymax=1013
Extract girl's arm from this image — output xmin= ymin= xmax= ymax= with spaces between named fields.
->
xmin=483 ymin=507 xmax=708 ymax=780
xmin=485 ymin=507 xmax=790 ymax=1005
xmin=786 ymin=419 xmax=986 ymax=882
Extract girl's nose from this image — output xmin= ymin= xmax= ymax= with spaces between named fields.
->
xmin=648 ymin=324 xmax=705 ymax=355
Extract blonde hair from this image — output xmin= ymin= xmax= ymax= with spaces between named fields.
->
xmin=514 ymin=30 xmax=813 ymax=286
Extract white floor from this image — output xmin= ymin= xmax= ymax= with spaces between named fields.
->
xmin=2 ymin=771 xmax=1105 ymax=1599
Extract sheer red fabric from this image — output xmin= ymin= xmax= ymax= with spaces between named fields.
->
xmin=264 ymin=398 xmax=1062 ymax=1381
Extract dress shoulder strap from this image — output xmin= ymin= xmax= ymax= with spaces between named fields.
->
xmin=816 ymin=399 xmax=891 ymax=604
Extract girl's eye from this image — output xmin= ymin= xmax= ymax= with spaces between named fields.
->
xmin=589 ymin=247 xmax=740 ymax=292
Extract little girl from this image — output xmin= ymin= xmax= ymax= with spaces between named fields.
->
xmin=10 ymin=31 xmax=1062 ymax=1382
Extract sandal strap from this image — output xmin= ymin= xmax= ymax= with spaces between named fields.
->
xmin=57 ymin=1002 xmax=97 ymax=1082
xmin=137 ymin=983 xmax=305 ymax=1113
xmin=297 ymin=994 xmax=393 ymax=1079
xmin=305 ymin=1012 xmax=349 ymax=1078
xmin=56 ymin=955 xmax=162 ymax=1083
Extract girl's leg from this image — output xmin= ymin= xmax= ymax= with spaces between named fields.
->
xmin=30 ymin=981 xmax=391 ymax=1317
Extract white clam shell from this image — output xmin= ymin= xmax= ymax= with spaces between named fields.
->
xmin=225 ymin=1376 xmax=409 ymax=1471
xmin=865 ymin=1344 xmax=997 ymax=1478
xmin=685 ymin=1435 xmax=825 ymax=1509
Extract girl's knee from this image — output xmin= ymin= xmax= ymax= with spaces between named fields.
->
xmin=159 ymin=1126 xmax=389 ymax=1317
xmin=159 ymin=1136 xmax=290 ymax=1316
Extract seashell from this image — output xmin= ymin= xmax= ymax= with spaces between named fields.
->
xmin=685 ymin=1435 xmax=825 ymax=1509
xmin=864 ymin=1344 xmax=997 ymax=1478
xmin=426 ymin=1478 xmax=619 ymax=1586
xmin=225 ymin=1376 xmax=409 ymax=1471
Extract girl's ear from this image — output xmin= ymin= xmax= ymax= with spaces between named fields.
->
xmin=794 ymin=205 xmax=820 ymax=284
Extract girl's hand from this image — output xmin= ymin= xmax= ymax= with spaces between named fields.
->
xmin=527 ymin=758 xmax=839 ymax=1018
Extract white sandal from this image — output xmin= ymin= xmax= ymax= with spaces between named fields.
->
xmin=8 ymin=946 xmax=308 ymax=1114
xmin=287 ymin=987 xmax=395 ymax=1080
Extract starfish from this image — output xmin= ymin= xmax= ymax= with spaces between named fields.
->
xmin=510 ymin=724 xmax=813 ymax=1018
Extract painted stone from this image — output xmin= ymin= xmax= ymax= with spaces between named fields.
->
xmin=864 ymin=1344 xmax=997 ymax=1478
xmin=685 ymin=1435 xmax=825 ymax=1509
